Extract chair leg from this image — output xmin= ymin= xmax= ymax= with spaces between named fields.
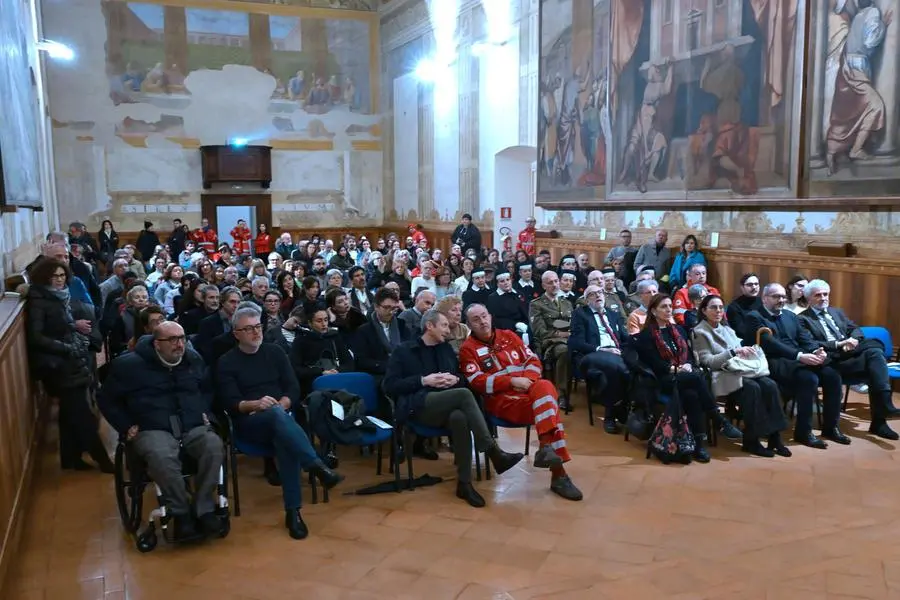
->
xmin=309 ymin=469 xmax=318 ymax=505
xmin=376 ymin=442 xmax=383 ymax=476
xmin=405 ymin=429 xmax=415 ymax=490
xmin=474 ymin=438 xmax=482 ymax=482
xmin=586 ymin=380 xmax=595 ymax=427
xmin=392 ymin=431 xmax=401 ymax=492
xmin=230 ymin=447 xmax=241 ymax=517
xmin=525 ymin=426 xmax=531 ymax=455
xmin=842 ymin=385 xmax=850 ymax=412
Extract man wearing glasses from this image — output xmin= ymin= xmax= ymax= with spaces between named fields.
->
xmin=99 ymin=321 xmax=225 ymax=542
xmin=748 ymin=283 xmax=846 ymax=449
xmin=216 ymin=307 xmax=344 ymax=540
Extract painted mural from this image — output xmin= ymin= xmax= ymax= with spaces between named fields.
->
xmin=103 ymin=1 xmax=375 ymax=141
xmin=538 ymin=0 xmax=610 ymax=198
xmin=807 ymin=0 xmax=900 ymax=197
xmin=537 ymin=0 xmax=804 ymax=206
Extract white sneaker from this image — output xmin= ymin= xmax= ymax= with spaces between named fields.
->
xmin=851 ymin=384 xmax=869 ymax=394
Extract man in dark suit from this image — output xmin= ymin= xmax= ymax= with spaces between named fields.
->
xmin=748 ymin=283 xmax=847 ymax=448
xmin=347 ymin=266 xmax=375 ymax=316
xmin=196 ymin=286 xmax=242 ymax=362
xmin=568 ymin=285 xmax=630 ymax=434
xmin=798 ymin=279 xmax=898 ymax=440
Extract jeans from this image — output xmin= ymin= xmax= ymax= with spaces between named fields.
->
xmin=414 ymin=389 xmax=494 ymax=483
xmin=234 ymin=407 xmax=323 ymax=510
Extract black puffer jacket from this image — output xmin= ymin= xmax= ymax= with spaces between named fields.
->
xmin=290 ymin=326 xmax=355 ymax=394
xmin=97 ymin=335 xmax=211 ymax=436
xmin=25 ymin=285 xmax=97 ymax=390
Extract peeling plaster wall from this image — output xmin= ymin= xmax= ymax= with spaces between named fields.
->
xmin=41 ymin=0 xmax=382 ymax=233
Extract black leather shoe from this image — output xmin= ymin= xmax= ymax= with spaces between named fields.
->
xmin=797 ymin=432 xmax=828 ymax=449
xmin=823 ymin=427 xmax=851 ymax=445
xmin=413 ymin=439 xmax=439 ymax=460
xmin=869 ymin=421 xmax=900 ymax=440
xmin=603 ymin=419 xmax=621 ymax=434
xmin=456 ymin=482 xmax=486 ymax=508
xmin=486 ymin=446 xmax=525 ymax=475
xmin=311 ymin=465 xmax=345 ymax=490
xmin=198 ymin=512 xmax=223 ymax=537
xmin=767 ymin=433 xmax=792 ymax=457
xmin=717 ymin=418 xmax=743 ymax=441
xmin=173 ymin=515 xmax=203 ymax=542
xmin=62 ymin=458 xmax=94 ymax=471
xmin=886 ymin=404 xmax=900 ymax=417
xmin=741 ymin=440 xmax=775 ymax=457
xmin=285 ymin=509 xmax=309 ymax=540
xmin=550 ymin=476 xmax=583 ymax=501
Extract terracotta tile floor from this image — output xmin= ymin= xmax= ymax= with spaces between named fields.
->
xmin=8 ymin=392 xmax=900 ymax=600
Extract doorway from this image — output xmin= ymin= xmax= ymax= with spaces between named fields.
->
xmin=201 ymin=194 xmax=273 ymax=257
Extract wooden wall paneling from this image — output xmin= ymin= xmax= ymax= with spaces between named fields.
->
xmin=0 ymin=297 xmax=46 ymax=598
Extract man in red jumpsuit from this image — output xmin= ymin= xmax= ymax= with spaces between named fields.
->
xmin=192 ymin=218 xmax=218 ymax=258
xmin=459 ymin=303 xmax=582 ymax=501
xmin=229 ymin=219 xmax=251 ymax=256
xmin=408 ymin=223 xmax=428 ymax=248
xmin=517 ymin=217 xmax=537 ymax=256
xmin=672 ymin=263 xmax=719 ymax=325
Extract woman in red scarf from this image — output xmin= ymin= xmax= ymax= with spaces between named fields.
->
xmin=633 ymin=294 xmax=741 ymax=462
xmin=254 ymin=223 xmax=272 ymax=257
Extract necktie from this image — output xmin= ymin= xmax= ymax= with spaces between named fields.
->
xmin=821 ymin=310 xmax=844 ymax=341
xmin=770 ymin=312 xmax=783 ymax=336
xmin=596 ymin=310 xmax=620 ymax=349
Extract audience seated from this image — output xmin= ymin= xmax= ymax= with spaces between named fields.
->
xmin=216 ymin=307 xmax=344 ymax=540
xmin=784 ymin=274 xmax=809 ymax=314
xmin=625 ymin=279 xmax=660 ymax=334
xmin=682 ymin=283 xmax=708 ymax=333
xmin=672 ymin=264 xmax=719 ymax=325
xmin=436 ymin=295 xmax=470 ymax=355
xmin=692 ymin=295 xmax=790 ymax=457
xmin=108 ymin=284 xmax=151 ymax=357
xmin=291 ymin=306 xmax=355 ymax=398
xmin=633 ymin=294 xmax=741 ymax=462
xmin=798 ymin=280 xmax=899 ymax=440
xmin=748 ymin=284 xmax=846 ymax=449
xmin=398 ymin=289 xmax=436 ymax=333
xmin=196 ymin=286 xmax=240 ymax=362
xmin=725 ymin=273 xmax=763 ymax=341
xmin=384 ymin=309 xmax=525 ymax=507
xmin=347 ymin=266 xmax=374 ymax=316
xmin=98 ymin=321 xmax=225 ymax=541
xmin=529 ymin=271 xmax=573 ymax=404
xmin=460 ymin=304 xmax=583 ymax=501
xmin=462 ymin=269 xmax=492 ymax=310
xmin=513 ymin=263 xmax=540 ymax=303
xmin=487 ymin=272 xmax=529 ymax=333
xmin=668 ymin=234 xmax=706 ymax=291
xmin=568 ymin=285 xmax=630 ymax=434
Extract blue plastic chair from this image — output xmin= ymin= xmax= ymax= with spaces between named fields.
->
xmin=224 ymin=410 xmax=320 ymax=515
xmin=310 ymin=373 xmax=397 ymax=499
xmin=841 ymin=326 xmax=899 ymax=410
xmin=402 ymin=420 xmax=485 ymax=487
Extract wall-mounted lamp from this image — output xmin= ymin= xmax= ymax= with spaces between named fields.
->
xmin=36 ymin=40 xmax=74 ymax=61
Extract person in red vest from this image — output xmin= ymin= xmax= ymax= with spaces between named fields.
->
xmin=192 ymin=218 xmax=218 ymax=258
xmin=254 ymin=223 xmax=272 ymax=257
xmin=517 ymin=216 xmax=537 ymax=256
xmin=230 ymin=219 xmax=251 ymax=256
xmin=408 ymin=223 xmax=428 ymax=248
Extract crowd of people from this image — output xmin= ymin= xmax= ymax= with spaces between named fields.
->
xmin=19 ymin=216 xmax=898 ymax=542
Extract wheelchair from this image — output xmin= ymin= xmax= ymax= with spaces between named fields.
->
xmin=113 ymin=437 xmax=231 ymax=552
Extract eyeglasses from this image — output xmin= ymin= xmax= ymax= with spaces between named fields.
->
xmin=157 ymin=335 xmax=186 ymax=344
xmin=236 ymin=324 xmax=263 ymax=333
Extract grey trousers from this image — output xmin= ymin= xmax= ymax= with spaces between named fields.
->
xmin=132 ymin=426 xmax=225 ymax=517
xmin=415 ymin=388 xmax=494 ymax=483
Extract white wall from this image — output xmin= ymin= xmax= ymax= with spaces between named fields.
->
xmin=393 ymin=73 xmax=420 ymax=220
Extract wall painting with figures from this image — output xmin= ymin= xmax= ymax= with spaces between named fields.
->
xmin=103 ymin=0 xmax=375 ymax=143
xmin=538 ymin=0 xmax=811 ymax=208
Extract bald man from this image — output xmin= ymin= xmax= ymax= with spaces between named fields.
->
xmin=99 ymin=321 xmax=225 ymax=541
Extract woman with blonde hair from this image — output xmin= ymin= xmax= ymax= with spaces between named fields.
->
xmin=436 ymin=295 xmax=470 ymax=355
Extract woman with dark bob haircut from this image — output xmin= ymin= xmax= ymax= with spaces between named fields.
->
xmin=26 ymin=258 xmax=113 ymax=472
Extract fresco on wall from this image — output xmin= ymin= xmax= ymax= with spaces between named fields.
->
xmin=807 ymin=0 xmax=900 ymax=197
xmin=538 ymin=0 xmax=610 ymax=199
xmin=537 ymin=0 xmax=804 ymax=206
xmin=103 ymin=1 xmax=373 ymax=140
xmin=237 ymin=0 xmax=373 ymax=8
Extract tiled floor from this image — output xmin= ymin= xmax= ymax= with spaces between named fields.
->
xmin=7 ymin=392 xmax=900 ymax=600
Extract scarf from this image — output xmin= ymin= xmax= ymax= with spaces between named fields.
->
xmin=649 ymin=321 xmax=689 ymax=367
xmin=44 ymin=285 xmax=74 ymax=326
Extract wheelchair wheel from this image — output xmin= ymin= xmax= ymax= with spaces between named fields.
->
xmin=219 ymin=515 xmax=231 ymax=538
xmin=114 ymin=443 xmax=143 ymax=534
xmin=136 ymin=529 xmax=158 ymax=553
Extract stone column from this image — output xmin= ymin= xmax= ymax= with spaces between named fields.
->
xmin=418 ymin=85 xmax=434 ymax=220
xmin=458 ymin=43 xmax=479 ymax=219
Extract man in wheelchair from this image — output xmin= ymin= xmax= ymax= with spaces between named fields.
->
xmin=99 ymin=321 xmax=226 ymax=542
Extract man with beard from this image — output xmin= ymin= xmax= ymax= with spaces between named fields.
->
xmin=461 ymin=304 xmax=582 ymax=501
xmin=347 ymin=266 xmax=374 ymax=316
xmin=725 ymin=272 xmax=763 ymax=341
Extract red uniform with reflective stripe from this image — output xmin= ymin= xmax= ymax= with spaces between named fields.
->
xmin=459 ymin=328 xmax=570 ymax=462
xmin=517 ymin=228 xmax=535 ymax=255
xmin=672 ymin=283 xmax=720 ymax=324
xmin=191 ymin=228 xmax=218 ymax=254
xmin=230 ymin=225 xmax=251 ymax=255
